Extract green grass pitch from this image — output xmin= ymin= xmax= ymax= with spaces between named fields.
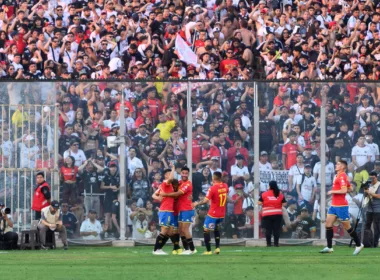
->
xmin=2 ymin=246 xmax=380 ymax=280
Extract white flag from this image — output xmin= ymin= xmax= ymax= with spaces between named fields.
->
xmin=175 ymin=34 xmax=200 ymax=68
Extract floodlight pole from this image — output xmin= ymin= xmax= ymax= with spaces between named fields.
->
xmin=119 ymin=90 xmax=126 ymax=241
xmin=186 ymin=81 xmax=192 ymax=181
xmin=320 ymin=91 xmax=327 ymax=240
xmin=253 ymin=82 xmax=260 ymax=239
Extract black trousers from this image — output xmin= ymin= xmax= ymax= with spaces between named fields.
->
xmin=0 ymin=232 xmax=18 ymax=249
xmin=263 ymin=215 xmax=283 ymax=246
xmin=365 ymin=212 xmax=380 ymax=247
xmin=35 ymin=211 xmax=41 ymax=220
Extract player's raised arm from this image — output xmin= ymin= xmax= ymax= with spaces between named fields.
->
xmin=166 ymin=163 xmax=175 ymax=184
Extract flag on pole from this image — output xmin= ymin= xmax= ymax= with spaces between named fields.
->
xmin=175 ymin=34 xmax=200 ymax=68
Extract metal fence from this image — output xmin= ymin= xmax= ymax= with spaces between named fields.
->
xmin=0 ymin=80 xmax=373 ymax=241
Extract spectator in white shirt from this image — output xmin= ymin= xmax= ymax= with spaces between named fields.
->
xmin=365 ymin=134 xmax=380 ymax=162
xmin=127 ymin=147 xmax=145 ymax=178
xmin=231 ymin=154 xmax=250 ymax=184
xmin=313 ymin=160 xmax=335 ymax=188
xmin=251 ymin=151 xmax=272 ymax=192
xmin=288 ymin=154 xmax=305 ymax=192
xmin=102 ymin=109 xmax=120 ymax=129
xmin=63 ymin=139 xmax=87 ymax=167
xmin=80 ymin=209 xmax=103 ymax=240
xmin=351 ymin=136 xmax=372 ymax=169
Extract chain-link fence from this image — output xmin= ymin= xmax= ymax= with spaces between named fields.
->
xmin=1 ymin=80 xmax=376 ymax=243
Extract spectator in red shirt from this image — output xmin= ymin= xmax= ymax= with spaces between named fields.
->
xmin=282 ymin=132 xmax=303 ymax=170
xmin=135 ymin=106 xmax=151 ymax=128
xmin=146 ymin=87 xmax=163 ymax=122
xmin=200 ymin=138 xmax=221 ymax=163
xmin=273 ymin=86 xmax=287 ymax=107
xmin=220 ymin=48 xmax=239 ymax=76
xmin=60 ymin=156 xmax=78 ymax=205
xmin=231 ymin=183 xmax=245 ymax=238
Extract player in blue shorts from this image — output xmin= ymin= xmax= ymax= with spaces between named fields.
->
xmin=320 ymin=160 xmax=364 ymax=255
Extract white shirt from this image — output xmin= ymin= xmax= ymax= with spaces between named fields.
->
xmin=231 ymin=164 xmax=249 ymax=178
xmin=48 ymin=46 xmax=61 ymax=62
xmin=289 ymin=164 xmax=304 ymax=189
xmin=296 ymin=174 xmax=317 ymax=201
xmin=103 ymin=119 xmax=120 ymax=129
xmin=366 ymin=142 xmax=379 ymax=162
xmin=1 ymin=140 xmax=13 ymax=163
xmin=19 ymin=143 xmax=39 ymax=168
xmin=12 ymin=62 xmax=23 ymax=71
xmin=315 ymin=14 xmax=332 ymax=29
xmin=347 ymin=15 xmax=358 ymax=34
xmin=63 ymin=149 xmax=87 ymax=167
xmin=252 ymin=161 xmax=272 ymax=192
xmin=352 ymin=145 xmax=372 ymax=168
xmin=62 ymin=49 xmax=76 ymax=73
xmin=127 ymin=156 xmax=144 ymax=177
xmin=313 ymin=161 xmax=335 ymax=185
xmin=64 ymin=110 xmax=75 ymax=125
xmin=132 ymin=216 xmax=148 ymax=239
xmin=80 ymin=218 xmax=102 ymax=240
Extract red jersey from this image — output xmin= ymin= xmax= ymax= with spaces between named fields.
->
xmin=232 ymin=193 xmax=243 ymax=215
xmin=60 ymin=166 xmax=78 ymax=181
xmin=273 ymin=95 xmax=283 ymax=107
xmin=282 ymin=142 xmax=298 ymax=170
xmin=159 ymin=181 xmax=174 ymax=212
xmin=178 ymin=180 xmax=193 ymax=211
xmin=206 ymin=182 xmax=229 ymax=218
xmin=147 ymin=98 xmax=163 ymax=120
xmin=114 ymin=100 xmax=134 ymax=113
xmin=331 ymin=172 xmax=349 ymax=206
xmin=185 ymin=139 xmax=201 ymax=164
xmin=219 ymin=59 xmax=239 ymax=76
xmin=201 ymin=145 xmax=221 ymax=161
xmin=36 ymin=158 xmax=54 ymax=169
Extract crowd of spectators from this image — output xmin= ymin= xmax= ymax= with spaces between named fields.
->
xmin=1 ymin=0 xmax=380 ymax=80
xmin=1 ymin=0 xmax=380 ymax=241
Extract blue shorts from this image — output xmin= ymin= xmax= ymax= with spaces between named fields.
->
xmin=204 ymin=215 xmax=224 ymax=231
xmin=173 ymin=215 xmax=179 ymax=229
xmin=179 ymin=210 xmax=195 ymax=223
xmin=328 ymin=206 xmax=350 ymax=221
xmin=158 ymin=212 xmax=175 ymax=228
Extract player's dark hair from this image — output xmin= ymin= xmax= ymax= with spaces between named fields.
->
xmin=163 ymin=169 xmax=171 ymax=176
xmin=172 ymin=179 xmax=179 ymax=187
xmin=213 ymin=171 xmax=222 ymax=182
xmin=181 ymin=166 xmax=190 ymax=172
xmin=338 ymin=159 xmax=348 ymax=167
xmin=36 ymin=171 xmax=45 ymax=178
xmin=269 ymin=181 xmax=280 ymax=198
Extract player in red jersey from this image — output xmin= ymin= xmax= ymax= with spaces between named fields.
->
xmin=152 ymin=165 xmax=175 ymax=255
xmin=160 ymin=167 xmax=196 ymax=255
xmin=153 ymin=178 xmax=182 ymax=255
xmin=320 ymin=160 xmax=364 ymax=255
xmin=193 ymin=171 xmax=228 ymax=255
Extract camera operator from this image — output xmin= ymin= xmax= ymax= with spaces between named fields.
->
xmin=0 ymin=203 xmax=18 ymax=249
xmin=364 ymin=171 xmax=380 ymax=247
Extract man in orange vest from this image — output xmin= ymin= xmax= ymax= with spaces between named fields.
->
xmin=32 ymin=172 xmax=51 ymax=220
